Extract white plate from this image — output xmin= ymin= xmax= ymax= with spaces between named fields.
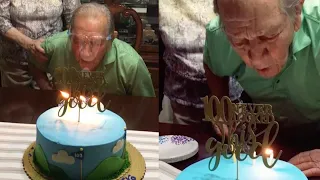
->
xmin=159 ymin=135 xmax=199 ymax=163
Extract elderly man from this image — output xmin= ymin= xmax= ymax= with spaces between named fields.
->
xmin=29 ymin=3 xmax=155 ymax=97
xmin=204 ymin=0 xmax=320 ymax=177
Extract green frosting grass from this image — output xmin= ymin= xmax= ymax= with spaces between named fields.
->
xmin=48 ymin=163 xmax=71 ymax=180
xmin=85 ymin=156 xmax=124 ymax=180
xmin=86 ymin=150 xmax=130 ymax=180
xmin=102 ymin=151 xmax=131 ymax=180
xmin=34 ymin=145 xmax=130 ymax=180
xmin=33 ymin=144 xmax=50 ymax=175
xmin=34 ymin=145 xmax=71 ymax=180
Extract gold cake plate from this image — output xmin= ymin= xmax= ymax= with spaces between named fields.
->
xmin=22 ymin=142 xmax=146 ymax=180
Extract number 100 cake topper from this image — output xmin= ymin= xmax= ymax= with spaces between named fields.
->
xmin=54 ymin=67 xmax=111 ymax=119
xmin=202 ymin=95 xmax=283 ymax=179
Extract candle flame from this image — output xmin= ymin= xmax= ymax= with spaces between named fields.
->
xmin=92 ymin=97 xmax=98 ymax=104
xmin=265 ymin=148 xmax=273 ymax=155
xmin=80 ymin=95 xmax=86 ymax=102
xmin=60 ymin=91 xmax=70 ymax=99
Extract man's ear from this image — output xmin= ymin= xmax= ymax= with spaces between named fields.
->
xmin=293 ymin=0 xmax=304 ymax=31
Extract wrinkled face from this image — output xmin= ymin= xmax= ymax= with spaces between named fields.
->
xmin=70 ymin=15 xmax=112 ymax=71
xmin=218 ymin=0 xmax=295 ymax=78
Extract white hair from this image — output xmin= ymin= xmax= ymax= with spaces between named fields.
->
xmin=70 ymin=3 xmax=114 ymax=35
xmin=213 ymin=0 xmax=301 ymax=21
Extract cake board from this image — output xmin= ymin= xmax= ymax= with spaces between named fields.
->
xmin=23 ymin=141 xmax=146 ymax=180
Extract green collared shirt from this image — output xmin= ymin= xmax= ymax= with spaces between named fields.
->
xmin=204 ymin=1 xmax=320 ymax=124
xmin=30 ymin=31 xmax=155 ymax=97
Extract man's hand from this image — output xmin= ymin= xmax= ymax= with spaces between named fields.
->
xmin=37 ymin=78 xmax=53 ymax=90
xmin=211 ymin=101 xmax=244 ymax=137
xmin=289 ymin=149 xmax=320 ymax=177
xmin=25 ymin=38 xmax=48 ymax=63
xmin=212 ymin=121 xmax=229 ymax=137
xmin=28 ymin=63 xmax=52 ymax=90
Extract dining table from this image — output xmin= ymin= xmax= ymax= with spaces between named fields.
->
xmin=0 ymin=87 xmax=159 ymax=180
xmin=0 ymin=87 xmax=159 ymax=132
xmin=160 ymin=122 xmax=320 ymax=180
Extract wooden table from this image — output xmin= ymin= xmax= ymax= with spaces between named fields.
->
xmin=0 ymin=87 xmax=159 ymax=132
xmin=160 ymin=122 xmax=320 ymax=180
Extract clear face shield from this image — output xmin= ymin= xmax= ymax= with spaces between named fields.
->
xmin=67 ymin=30 xmax=112 ymax=63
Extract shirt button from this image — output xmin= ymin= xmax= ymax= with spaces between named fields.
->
xmin=276 ymin=79 xmax=280 ymax=83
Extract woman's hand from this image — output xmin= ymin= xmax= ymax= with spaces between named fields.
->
xmin=25 ymin=38 xmax=48 ymax=63
xmin=4 ymin=28 xmax=48 ymax=62
xmin=289 ymin=149 xmax=320 ymax=177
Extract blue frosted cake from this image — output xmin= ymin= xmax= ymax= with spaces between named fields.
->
xmin=33 ymin=106 xmax=128 ymax=180
xmin=176 ymin=153 xmax=308 ymax=180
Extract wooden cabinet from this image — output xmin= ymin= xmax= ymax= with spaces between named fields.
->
xmin=109 ymin=0 xmax=159 ymax=97
xmin=139 ymin=44 xmax=159 ymax=96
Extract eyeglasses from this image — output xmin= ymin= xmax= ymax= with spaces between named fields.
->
xmin=67 ymin=30 xmax=112 ymax=48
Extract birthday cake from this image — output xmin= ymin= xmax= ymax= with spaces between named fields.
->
xmin=176 ymin=96 xmax=308 ymax=180
xmin=21 ymin=93 xmax=145 ymax=180
xmin=32 ymin=105 xmax=128 ymax=180
xmin=176 ymin=154 xmax=307 ymax=180
xmin=21 ymin=67 xmax=146 ymax=179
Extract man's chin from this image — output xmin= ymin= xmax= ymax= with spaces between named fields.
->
xmin=79 ymin=60 xmax=96 ymax=71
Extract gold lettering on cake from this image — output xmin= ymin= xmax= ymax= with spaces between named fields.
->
xmin=54 ymin=67 xmax=110 ymax=117
xmin=202 ymin=95 xmax=282 ymax=172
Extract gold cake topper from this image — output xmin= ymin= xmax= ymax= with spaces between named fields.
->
xmin=54 ymin=67 xmax=110 ymax=118
xmin=202 ymin=95 xmax=282 ymax=178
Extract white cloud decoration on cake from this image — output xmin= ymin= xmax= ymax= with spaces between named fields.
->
xmin=112 ymin=139 xmax=124 ymax=154
xmin=52 ymin=150 xmax=75 ymax=165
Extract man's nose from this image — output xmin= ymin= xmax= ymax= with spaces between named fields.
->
xmin=248 ymin=39 xmax=267 ymax=60
xmin=81 ymin=43 xmax=92 ymax=56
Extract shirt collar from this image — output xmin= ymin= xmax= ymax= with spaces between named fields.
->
xmin=292 ymin=13 xmax=310 ymax=55
xmin=292 ymin=9 xmax=319 ymax=59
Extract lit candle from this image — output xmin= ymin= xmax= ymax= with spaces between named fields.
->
xmin=60 ymin=91 xmax=69 ymax=103
xmin=78 ymin=95 xmax=87 ymax=123
xmin=60 ymin=91 xmax=71 ymax=113
xmin=79 ymin=95 xmax=87 ymax=107
xmin=265 ymin=148 xmax=274 ymax=164
xmin=92 ymin=97 xmax=98 ymax=107
xmin=252 ymin=151 xmax=256 ymax=166
xmin=231 ymin=145 xmax=237 ymax=163
xmin=60 ymin=91 xmax=69 ymax=99
xmin=91 ymin=96 xmax=104 ymax=113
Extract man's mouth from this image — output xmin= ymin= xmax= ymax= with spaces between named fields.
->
xmin=81 ymin=57 xmax=94 ymax=62
xmin=256 ymin=67 xmax=270 ymax=73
